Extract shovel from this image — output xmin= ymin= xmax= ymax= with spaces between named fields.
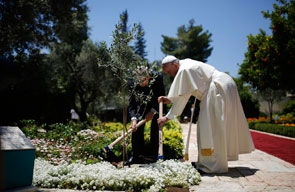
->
xmin=103 ymin=108 xmax=158 ymax=162
xmin=157 ymin=100 xmax=164 ymax=160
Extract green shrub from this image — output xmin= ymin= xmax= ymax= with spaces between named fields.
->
xmin=20 ymin=119 xmax=47 ymax=139
xmin=100 ymin=120 xmax=184 ymax=160
xmin=248 ymin=120 xmax=269 ymax=129
xmin=248 ymin=122 xmax=255 ymax=129
xmin=239 ymin=90 xmax=260 ymax=118
xmin=250 ymin=123 xmax=295 ymax=138
xmin=20 ymin=120 xmax=91 ymax=140
xmin=282 ymin=100 xmax=295 ymax=115
xmin=280 ymin=113 xmax=295 ymax=120
xmin=143 ymin=120 xmax=184 ymax=160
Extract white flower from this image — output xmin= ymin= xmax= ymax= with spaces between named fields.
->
xmin=77 ymin=129 xmax=98 ymax=139
xmin=33 ymin=158 xmax=201 ymax=191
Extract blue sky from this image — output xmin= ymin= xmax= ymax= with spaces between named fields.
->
xmin=87 ymin=0 xmax=276 ymax=77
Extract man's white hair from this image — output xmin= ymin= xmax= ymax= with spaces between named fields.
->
xmin=134 ymin=66 xmax=149 ymax=83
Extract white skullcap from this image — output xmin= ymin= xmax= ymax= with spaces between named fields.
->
xmin=161 ymin=55 xmax=177 ymax=65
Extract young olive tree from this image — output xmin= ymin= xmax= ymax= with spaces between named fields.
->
xmin=97 ymin=18 xmax=152 ymax=163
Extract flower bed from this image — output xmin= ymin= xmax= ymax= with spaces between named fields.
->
xmin=33 ymin=158 xmax=201 ymax=192
xmin=22 ymin=120 xmax=184 ymax=165
xmin=247 ymin=116 xmax=295 ymax=138
xmin=22 ymin=120 xmax=195 ymax=191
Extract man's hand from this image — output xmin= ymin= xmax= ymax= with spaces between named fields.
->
xmin=158 ymin=96 xmax=171 ymax=104
xmin=157 ymin=116 xmax=169 ymax=127
xmin=145 ymin=111 xmax=155 ymax=121
xmin=129 ymin=119 xmax=138 ymax=132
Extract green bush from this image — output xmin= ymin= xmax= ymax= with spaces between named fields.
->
xmin=248 ymin=120 xmax=269 ymax=129
xmin=239 ymin=90 xmax=260 ymax=118
xmin=20 ymin=119 xmax=47 ymax=139
xmin=20 ymin=119 xmax=91 ymax=140
xmin=143 ymin=120 xmax=184 ymax=160
xmin=104 ymin=120 xmax=184 ymax=160
xmin=233 ymin=77 xmax=260 ymax=118
xmin=282 ymin=99 xmax=295 ymax=115
xmin=250 ymin=123 xmax=295 ymax=138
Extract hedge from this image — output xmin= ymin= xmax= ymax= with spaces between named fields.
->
xmin=250 ymin=123 xmax=295 ymax=138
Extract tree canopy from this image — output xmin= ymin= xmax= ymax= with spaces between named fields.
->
xmin=239 ymin=0 xmax=295 ymax=93
xmin=134 ymin=23 xmax=147 ymax=59
xmin=161 ymin=19 xmax=213 ymax=62
xmin=0 ymin=0 xmax=88 ymax=58
xmin=0 ymin=0 xmax=89 ymax=124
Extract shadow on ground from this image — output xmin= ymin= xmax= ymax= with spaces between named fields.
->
xmin=203 ymin=167 xmax=259 ymax=178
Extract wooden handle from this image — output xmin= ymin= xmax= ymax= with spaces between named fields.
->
xmin=108 ymin=119 xmax=146 ymax=149
xmin=159 ymin=100 xmax=163 ymax=118
xmin=158 ymin=100 xmax=164 ymax=159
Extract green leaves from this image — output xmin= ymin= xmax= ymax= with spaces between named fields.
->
xmin=240 ymin=0 xmax=295 ymax=93
xmin=161 ymin=19 xmax=213 ymax=62
xmin=97 ymin=15 xmax=151 ymax=108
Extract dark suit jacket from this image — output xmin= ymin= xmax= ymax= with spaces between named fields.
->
xmin=128 ymin=72 xmax=166 ymax=120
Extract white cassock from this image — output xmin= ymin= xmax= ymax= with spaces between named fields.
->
xmin=166 ymin=59 xmax=255 ymax=173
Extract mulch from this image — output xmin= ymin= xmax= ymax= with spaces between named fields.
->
xmin=250 ymin=130 xmax=295 ymax=165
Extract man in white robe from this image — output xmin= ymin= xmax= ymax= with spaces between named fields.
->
xmin=157 ymin=55 xmax=255 ymax=173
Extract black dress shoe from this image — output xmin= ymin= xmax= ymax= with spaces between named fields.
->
xmin=191 ymin=162 xmax=206 ymax=175
xmin=125 ymin=156 xmax=145 ymax=165
xmin=142 ymin=156 xmax=157 ymax=163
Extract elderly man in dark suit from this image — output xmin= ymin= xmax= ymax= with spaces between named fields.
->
xmin=127 ymin=67 xmax=166 ymax=164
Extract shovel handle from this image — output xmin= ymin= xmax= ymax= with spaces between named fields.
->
xmin=108 ymin=119 xmax=147 ymax=149
xmin=158 ymin=100 xmax=164 ymax=159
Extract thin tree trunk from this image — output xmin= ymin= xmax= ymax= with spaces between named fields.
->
xmin=122 ymin=105 xmax=129 ymax=166
xmin=79 ymin=97 xmax=88 ymax=122
xmin=267 ymin=99 xmax=274 ymax=123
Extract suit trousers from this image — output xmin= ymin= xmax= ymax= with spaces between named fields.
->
xmin=131 ymin=115 xmax=159 ymax=158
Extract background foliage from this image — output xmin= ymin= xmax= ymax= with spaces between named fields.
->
xmin=239 ymin=0 xmax=295 ymax=93
xmin=239 ymin=0 xmax=294 ymax=120
xmin=161 ymin=19 xmax=213 ymax=62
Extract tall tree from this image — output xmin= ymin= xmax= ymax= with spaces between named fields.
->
xmin=259 ymin=88 xmax=285 ymax=121
xmin=0 ymin=0 xmax=88 ymax=58
xmin=0 ymin=0 xmax=54 ymax=58
xmin=134 ymin=23 xmax=147 ymax=59
xmin=239 ymin=0 xmax=294 ymax=120
xmin=74 ymin=40 xmax=111 ymax=121
xmin=239 ymin=0 xmax=295 ymax=93
xmin=119 ymin=9 xmax=128 ymax=33
xmin=48 ymin=0 xmax=89 ymax=121
xmin=0 ymin=0 xmax=88 ymax=124
xmin=262 ymin=0 xmax=295 ymax=93
xmin=98 ymin=16 xmax=149 ymax=163
xmin=161 ymin=19 xmax=213 ymax=62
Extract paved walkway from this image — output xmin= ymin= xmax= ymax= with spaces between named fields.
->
xmin=181 ymin=123 xmax=295 ymax=192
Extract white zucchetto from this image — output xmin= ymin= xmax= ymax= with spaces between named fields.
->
xmin=162 ymin=55 xmax=178 ymax=65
